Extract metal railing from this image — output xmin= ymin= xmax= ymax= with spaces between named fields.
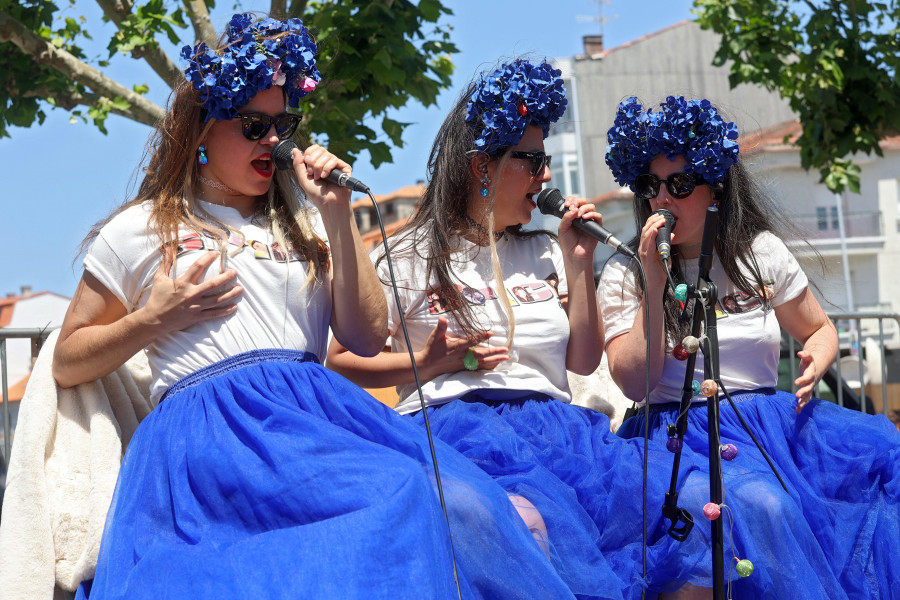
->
xmin=1 ymin=314 xmax=897 ymax=480
xmin=790 ymin=211 xmax=883 ymax=240
xmin=784 ymin=312 xmax=899 ymax=415
xmin=1 ymin=327 xmax=55 ymax=474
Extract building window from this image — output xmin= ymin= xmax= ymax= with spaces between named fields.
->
xmin=816 ymin=206 xmax=839 ymax=230
xmin=816 ymin=207 xmax=827 ymax=230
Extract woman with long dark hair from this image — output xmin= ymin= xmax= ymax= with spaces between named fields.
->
xmin=327 ymin=59 xmax=697 ymax=600
xmin=599 ymin=96 xmax=900 ymax=599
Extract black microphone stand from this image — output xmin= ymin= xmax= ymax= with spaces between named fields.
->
xmin=661 ymin=206 xmax=726 ymax=599
xmin=660 ymin=206 xmax=793 ymax=599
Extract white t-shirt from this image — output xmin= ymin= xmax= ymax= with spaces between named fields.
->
xmin=375 ymin=233 xmax=572 ymax=414
xmin=85 ymin=201 xmax=332 ymax=402
xmin=598 ymin=231 xmax=808 ymax=404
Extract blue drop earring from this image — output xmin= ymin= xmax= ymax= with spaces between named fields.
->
xmin=480 ymin=173 xmax=490 ymax=197
xmin=198 ymin=144 xmax=208 ymax=165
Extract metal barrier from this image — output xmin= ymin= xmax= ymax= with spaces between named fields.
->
xmin=784 ymin=312 xmax=899 ymax=415
xmin=1 ymin=327 xmax=55 ymax=473
xmin=2 ymin=314 xmax=897 ymax=472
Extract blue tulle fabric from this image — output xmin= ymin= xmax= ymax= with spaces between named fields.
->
xmin=617 ymin=389 xmax=900 ymax=599
xmin=409 ymin=392 xmax=708 ymax=600
xmin=76 ymin=350 xmax=577 ymax=600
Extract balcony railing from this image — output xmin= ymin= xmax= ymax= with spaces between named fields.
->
xmin=789 ymin=211 xmax=882 ymax=240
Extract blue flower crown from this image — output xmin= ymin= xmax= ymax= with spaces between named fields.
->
xmin=465 ymin=59 xmax=568 ymax=155
xmin=181 ymin=13 xmax=322 ymax=122
xmin=605 ymin=96 xmax=740 ymax=189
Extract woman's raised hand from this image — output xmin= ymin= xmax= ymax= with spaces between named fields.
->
xmin=141 ymin=249 xmax=242 ymax=334
xmin=416 ymin=317 xmax=509 ymax=379
xmin=638 ymin=212 xmax=670 ymax=292
xmin=557 ymin=196 xmax=601 ymax=262
xmin=290 ymin=144 xmax=353 ymax=211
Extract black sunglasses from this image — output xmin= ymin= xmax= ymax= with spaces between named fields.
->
xmin=238 ymin=112 xmax=302 ymax=141
xmin=634 ymin=172 xmax=697 ymax=201
xmin=510 ymin=151 xmax=552 ymax=176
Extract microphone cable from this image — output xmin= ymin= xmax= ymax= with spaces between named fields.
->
xmin=273 ymin=143 xmax=462 ymax=597
xmin=364 ymin=190 xmax=463 ymax=600
xmin=636 ymin=258 xmax=651 ymax=600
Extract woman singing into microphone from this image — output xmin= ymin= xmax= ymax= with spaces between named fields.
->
xmin=327 ymin=58 xmax=700 ymax=599
xmin=598 ymin=95 xmax=900 ymax=599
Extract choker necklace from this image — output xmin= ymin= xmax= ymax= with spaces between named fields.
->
xmin=465 ymin=216 xmax=506 ymax=243
xmin=199 ymin=174 xmax=237 ymax=194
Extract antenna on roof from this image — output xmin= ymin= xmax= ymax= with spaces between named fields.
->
xmin=576 ymin=0 xmax=617 ymax=40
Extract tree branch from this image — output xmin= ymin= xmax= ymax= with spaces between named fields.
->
xmin=183 ymin=0 xmax=217 ymax=47
xmin=271 ymin=0 xmax=287 ymax=19
xmin=23 ymin=87 xmax=135 ymax=119
xmin=95 ymin=0 xmax=182 ymax=87
xmin=287 ymin=0 xmax=309 ymax=18
xmin=0 ymin=12 xmax=164 ymax=126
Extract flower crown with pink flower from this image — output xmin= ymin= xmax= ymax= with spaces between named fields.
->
xmin=605 ymin=96 xmax=740 ymax=189
xmin=465 ymin=59 xmax=568 ymax=155
xmin=181 ymin=13 xmax=321 ymax=122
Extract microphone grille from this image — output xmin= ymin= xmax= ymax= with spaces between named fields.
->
xmin=271 ymin=140 xmax=298 ymax=171
xmin=535 ymin=188 xmax=565 ymax=217
xmin=653 ymin=208 xmax=676 ymax=228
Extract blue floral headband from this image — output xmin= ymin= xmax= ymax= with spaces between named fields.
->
xmin=605 ymin=96 xmax=740 ymax=189
xmin=465 ymin=59 xmax=568 ymax=155
xmin=181 ymin=13 xmax=322 ymax=122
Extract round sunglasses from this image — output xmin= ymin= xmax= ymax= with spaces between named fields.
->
xmin=510 ymin=150 xmax=552 ymax=176
xmin=238 ymin=112 xmax=302 ymax=141
xmin=634 ymin=172 xmax=697 ymax=201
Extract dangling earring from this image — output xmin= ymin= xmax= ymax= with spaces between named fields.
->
xmin=480 ymin=172 xmax=490 ymax=197
xmin=198 ymin=144 xmax=208 ymax=165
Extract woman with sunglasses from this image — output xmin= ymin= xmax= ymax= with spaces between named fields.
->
xmin=327 ymin=60 xmax=702 ymax=599
xmin=598 ymin=96 xmax=900 ymax=599
xmin=50 ymin=15 xmax=581 ymax=599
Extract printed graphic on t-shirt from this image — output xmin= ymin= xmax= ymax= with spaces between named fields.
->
xmin=271 ymin=242 xmax=288 ymax=263
xmin=176 ymin=234 xmax=205 ymax=256
xmin=426 ymin=273 xmax=561 ymax=314
xmin=719 ymin=280 xmax=775 ymax=316
xmin=509 ymin=282 xmax=554 ymax=305
xmin=249 ymin=240 xmax=272 ymax=260
xmin=171 ymin=232 xmax=307 ymax=263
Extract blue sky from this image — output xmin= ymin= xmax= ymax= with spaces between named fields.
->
xmin=0 ymin=0 xmax=694 ymax=298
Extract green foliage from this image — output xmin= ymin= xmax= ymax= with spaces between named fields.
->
xmin=0 ymin=0 xmax=90 ymax=137
xmin=297 ymin=0 xmax=457 ymax=165
xmin=694 ymin=0 xmax=900 ymax=193
xmin=107 ymin=0 xmax=186 ymax=57
xmin=0 ymin=0 xmax=458 ymax=166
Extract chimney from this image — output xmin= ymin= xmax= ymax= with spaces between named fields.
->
xmin=20 ymin=285 xmax=32 ymax=297
xmin=583 ymin=34 xmax=604 ymax=56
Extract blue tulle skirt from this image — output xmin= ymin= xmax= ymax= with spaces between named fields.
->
xmin=409 ymin=392 xmax=709 ymax=600
xmin=617 ymin=389 xmax=900 ymax=599
xmin=77 ymin=350 xmax=576 ymax=600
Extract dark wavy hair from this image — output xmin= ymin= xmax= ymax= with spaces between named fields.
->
xmin=378 ymin=73 xmax=552 ymax=342
xmin=617 ymin=158 xmax=820 ymax=347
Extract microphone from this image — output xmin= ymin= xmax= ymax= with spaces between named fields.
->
xmin=536 ymin=188 xmax=635 ymax=258
xmin=272 ymin=140 xmax=370 ymax=193
xmin=654 ymin=209 xmax=676 ymax=260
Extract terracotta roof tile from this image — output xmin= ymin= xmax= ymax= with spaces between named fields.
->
xmin=351 ymin=183 xmax=426 ymax=210
xmin=0 ymin=374 xmax=29 ymax=403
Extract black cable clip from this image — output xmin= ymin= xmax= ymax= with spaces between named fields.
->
xmin=662 ymin=491 xmax=694 ymax=542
